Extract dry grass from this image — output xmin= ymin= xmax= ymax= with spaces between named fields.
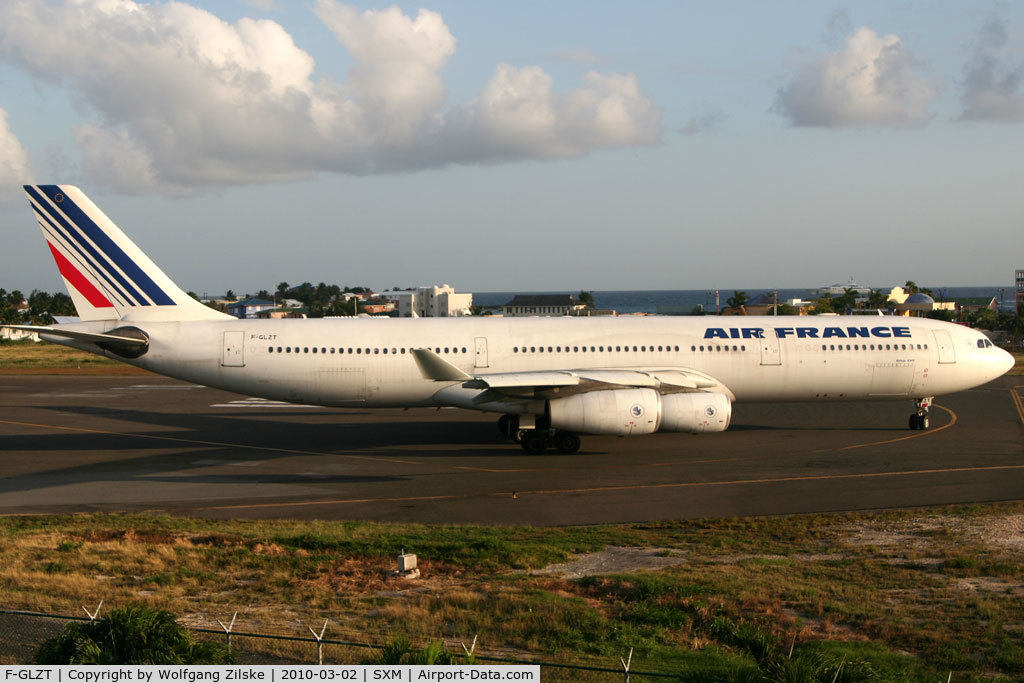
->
xmin=1 ymin=506 xmax=1023 ymax=676
xmin=0 ymin=340 xmax=151 ymax=374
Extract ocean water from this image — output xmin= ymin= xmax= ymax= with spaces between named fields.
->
xmin=473 ymin=286 xmax=1017 ymax=315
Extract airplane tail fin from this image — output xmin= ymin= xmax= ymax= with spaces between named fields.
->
xmin=24 ymin=185 xmax=231 ymax=322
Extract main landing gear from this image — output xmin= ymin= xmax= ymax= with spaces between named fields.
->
xmin=909 ymin=396 xmax=933 ymax=430
xmin=496 ymin=415 xmax=581 ymax=454
xmin=521 ymin=429 xmax=581 ymax=455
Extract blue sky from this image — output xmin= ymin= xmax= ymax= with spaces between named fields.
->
xmin=0 ymin=1 xmax=1021 ymax=295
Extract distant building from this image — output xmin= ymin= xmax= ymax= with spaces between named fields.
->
xmin=384 ymin=285 xmax=473 ymax=317
xmin=359 ymin=301 xmax=396 ymax=315
xmin=502 ymin=294 xmax=588 ymax=317
xmin=953 ymin=297 xmax=998 ymax=316
xmin=256 ymin=308 xmax=307 ymax=319
xmin=1017 ymin=270 xmax=1024 ymax=307
xmin=226 ymin=298 xmax=276 ymax=319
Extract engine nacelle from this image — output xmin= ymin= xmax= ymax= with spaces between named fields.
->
xmin=547 ymin=389 xmax=732 ymax=436
xmin=659 ymin=392 xmax=731 ymax=433
xmin=548 ymin=388 xmax=661 ymax=436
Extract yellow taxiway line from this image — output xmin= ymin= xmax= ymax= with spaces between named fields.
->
xmin=198 ymin=463 xmax=1024 ymax=511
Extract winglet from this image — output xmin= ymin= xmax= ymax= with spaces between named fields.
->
xmin=410 ymin=348 xmax=473 ymax=382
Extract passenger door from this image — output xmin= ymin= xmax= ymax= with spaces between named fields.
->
xmin=222 ymin=331 xmax=245 ymax=367
xmin=932 ymin=330 xmax=956 ymax=364
xmin=759 ymin=332 xmax=781 ymax=366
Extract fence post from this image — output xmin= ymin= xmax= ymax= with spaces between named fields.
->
xmin=620 ymin=648 xmax=632 ymax=683
xmin=217 ymin=612 xmax=237 ymax=652
xmin=82 ymin=600 xmax=102 ymax=622
xmin=308 ymin=619 xmax=329 ymax=665
xmin=461 ymin=635 xmax=477 ymax=663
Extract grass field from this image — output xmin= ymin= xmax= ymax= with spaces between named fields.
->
xmin=0 ymin=339 xmax=150 ymax=374
xmin=1 ymin=505 xmax=1023 ymax=678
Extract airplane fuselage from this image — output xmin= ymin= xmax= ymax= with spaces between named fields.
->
xmin=80 ymin=314 xmax=1010 ymax=410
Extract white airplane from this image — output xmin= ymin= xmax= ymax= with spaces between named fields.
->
xmin=3 ymin=185 xmax=1015 ymax=453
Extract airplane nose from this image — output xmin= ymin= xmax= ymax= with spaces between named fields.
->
xmin=999 ymin=348 xmax=1016 ymax=376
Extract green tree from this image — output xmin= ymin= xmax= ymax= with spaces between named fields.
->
xmin=866 ymin=289 xmax=889 ymax=310
xmin=578 ymin=290 xmax=595 ymax=308
xmin=35 ymin=606 xmax=233 ymax=664
xmin=726 ymin=290 xmax=748 ymax=309
xmin=224 ymin=289 xmax=236 ymax=301
xmin=774 ymin=302 xmax=799 ymax=315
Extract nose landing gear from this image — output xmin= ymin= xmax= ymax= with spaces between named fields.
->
xmin=909 ymin=397 xmax=933 ymax=430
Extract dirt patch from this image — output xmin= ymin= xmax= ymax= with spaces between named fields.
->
xmin=530 ymin=546 xmax=687 ymax=579
xmin=953 ymin=576 xmax=1024 ymax=596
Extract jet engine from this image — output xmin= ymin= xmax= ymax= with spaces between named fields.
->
xmin=547 ymin=389 xmax=732 ymax=436
xmin=547 ymin=388 xmax=661 ymax=436
xmin=658 ymin=392 xmax=731 ymax=433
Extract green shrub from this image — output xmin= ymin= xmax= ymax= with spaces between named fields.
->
xmin=34 ymin=606 xmax=233 ymax=664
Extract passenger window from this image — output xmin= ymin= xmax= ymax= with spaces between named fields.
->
xmin=268 ymin=346 xmax=273 ymax=353
xmin=304 ymin=347 xmax=309 ymax=353
xmin=277 ymin=347 xmax=282 ymax=353
xmin=356 ymin=348 xmax=361 ymax=354
xmin=691 ymin=345 xmax=696 ymax=352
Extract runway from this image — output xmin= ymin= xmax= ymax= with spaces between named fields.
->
xmin=0 ymin=375 xmax=1021 ymax=525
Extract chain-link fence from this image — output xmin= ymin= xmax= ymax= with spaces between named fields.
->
xmin=0 ymin=609 xmax=685 ymax=681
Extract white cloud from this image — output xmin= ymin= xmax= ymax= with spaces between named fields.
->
xmin=776 ymin=26 xmax=935 ymax=128
xmin=0 ymin=0 xmax=660 ymax=193
xmin=959 ymin=19 xmax=1024 ymax=122
xmin=0 ymin=108 xmax=32 ymax=204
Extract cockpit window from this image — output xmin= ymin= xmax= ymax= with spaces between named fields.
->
xmin=977 ymin=338 xmax=994 ymax=348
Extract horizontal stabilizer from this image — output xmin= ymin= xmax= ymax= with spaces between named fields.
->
xmin=1 ymin=324 xmax=149 ymax=359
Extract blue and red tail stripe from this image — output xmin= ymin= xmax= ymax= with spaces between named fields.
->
xmin=46 ymin=241 xmax=114 ymax=309
xmin=31 ymin=200 xmax=133 ymax=307
xmin=27 ymin=185 xmax=175 ymax=306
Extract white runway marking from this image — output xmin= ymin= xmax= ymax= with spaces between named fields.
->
xmin=209 ymin=397 xmax=322 ymax=409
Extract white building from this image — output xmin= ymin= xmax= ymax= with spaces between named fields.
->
xmin=384 ymin=285 xmax=473 ymax=317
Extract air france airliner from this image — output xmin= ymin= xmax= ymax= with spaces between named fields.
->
xmin=3 ymin=185 xmax=1014 ymax=453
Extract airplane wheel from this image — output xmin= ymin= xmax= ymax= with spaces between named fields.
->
xmin=909 ymin=415 xmax=920 ymax=430
xmin=521 ymin=430 xmax=548 ymax=454
xmin=921 ymin=415 xmax=930 ymax=430
xmin=513 ymin=429 xmax=527 ymax=444
xmin=553 ymin=431 xmax=581 ymax=454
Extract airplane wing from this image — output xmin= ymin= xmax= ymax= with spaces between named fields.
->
xmin=410 ymin=348 xmax=732 ymax=402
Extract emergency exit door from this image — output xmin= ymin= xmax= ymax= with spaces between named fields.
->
xmin=474 ymin=337 xmax=489 ymax=368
